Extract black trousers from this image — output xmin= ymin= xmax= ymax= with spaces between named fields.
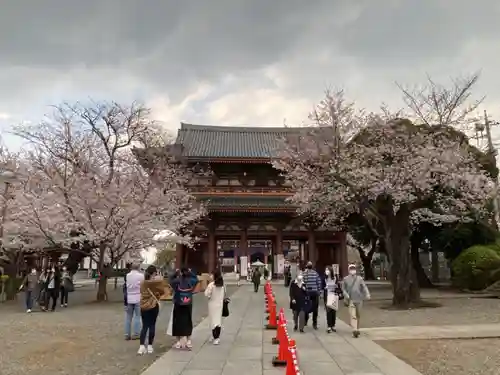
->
xmin=253 ymin=282 xmax=260 ymax=292
xmin=140 ymin=305 xmax=159 ymax=345
xmin=326 ymin=307 xmax=337 ymax=328
xmin=45 ymin=288 xmax=58 ymax=310
xmin=305 ymin=294 xmax=320 ymax=326
xmin=212 ymin=325 xmax=221 ymax=339
xmin=60 ymin=287 xmax=69 ymax=305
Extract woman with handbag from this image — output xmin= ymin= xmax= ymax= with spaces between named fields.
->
xmin=204 ymin=269 xmax=226 ymax=345
xmin=137 ymin=265 xmax=165 ymax=355
xmin=323 ymin=266 xmax=343 ymax=333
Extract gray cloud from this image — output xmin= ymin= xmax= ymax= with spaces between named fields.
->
xmin=335 ymin=1 xmax=500 ymax=66
xmin=0 ymin=0 xmax=499 ymax=128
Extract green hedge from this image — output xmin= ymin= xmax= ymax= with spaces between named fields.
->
xmin=451 ymin=244 xmax=500 ymax=290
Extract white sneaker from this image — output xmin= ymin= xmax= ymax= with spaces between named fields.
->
xmin=147 ymin=346 xmax=154 ymax=354
xmin=61 ymin=304 xmax=64 ymax=308
xmin=26 ymin=309 xmax=31 ymax=313
xmin=174 ymin=341 xmax=182 ymax=349
xmin=186 ymin=339 xmax=192 ymax=349
xmin=213 ymin=339 xmax=220 ymax=345
xmin=137 ymin=345 xmax=147 ymax=355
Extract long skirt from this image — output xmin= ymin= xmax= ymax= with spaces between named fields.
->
xmin=172 ymin=304 xmax=193 ymax=337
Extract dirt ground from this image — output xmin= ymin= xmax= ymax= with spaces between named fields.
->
xmin=0 ymin=284 xmax=237 ymax=375
xmin=378 ymin=338 xmax=500 ymax=375
xmin=337 ymin=284 xmax=500 ymax=328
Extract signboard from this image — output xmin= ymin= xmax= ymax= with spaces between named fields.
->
xmin=332 ymin=264 xmax=339 ymax=275
xmin=277 ymin=254 xmax=285 ymax=274
xmin=240 ymin=256 xmax=248 ymax=277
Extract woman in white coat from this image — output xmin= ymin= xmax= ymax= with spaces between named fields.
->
xmin=204 ymin=269 xmax=225 ymax=345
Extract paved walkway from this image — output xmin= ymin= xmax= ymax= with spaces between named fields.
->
xmin=141 ymin=284 xmax=423 ymax=375
xmin=363 ymin=323 xmax=500 ymax=340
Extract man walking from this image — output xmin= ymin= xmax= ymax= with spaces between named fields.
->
xmin=251 ymin=267 xmax=261 ymax=292
xmin=124 ymin=263 xmax=144 ymax=340
xmin=342 ymin=264 xmax=371 ymax=338
xmin=303 ymin=261 xmax=322 ymax=329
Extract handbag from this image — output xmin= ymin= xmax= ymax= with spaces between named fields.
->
xmin=326 ymin=292 xmax=339 ymax=310
xmin=66 ymin=279 xmax=75 ymax=293
xmin=222 ymin=286 xmax=230 ymax=317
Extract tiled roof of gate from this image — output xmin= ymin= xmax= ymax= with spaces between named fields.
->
xmin=175 ymin=123 xmax=305 ymax=158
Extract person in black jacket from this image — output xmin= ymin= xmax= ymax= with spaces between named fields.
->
xmin=289 ymin=274 xmax=309 ymax=333
xmin=43 ymin=266 xmax=61 ymax=311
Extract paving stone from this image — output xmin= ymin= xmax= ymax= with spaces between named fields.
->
xmin=140 ymin=284 xmax=425 ymax=375
xmin=300 ymin=361 xmax=344 ymax=374
xmin=334 ymin=355 xmax=381 ymax=373
xmin=223 ymin=360 xmax=262 ymax=375
xmin=230 ymin=346 xmax=263 ymax=360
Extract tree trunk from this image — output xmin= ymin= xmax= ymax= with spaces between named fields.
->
xmin=358 ymin=239 xmax=377 ymax=280
xmin=95 ymin=242 xmax=107 ymax=302
xmin=385 ymin=204 xmax=421 ymax=307
xmin=410 ymin=233 xmax=434 ymax=288
xmin=96 ymin=275 xmax=108 ymax=302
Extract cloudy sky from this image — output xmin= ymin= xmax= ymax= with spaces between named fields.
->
xmin=1 ymin=0 xmax=499 ymax=146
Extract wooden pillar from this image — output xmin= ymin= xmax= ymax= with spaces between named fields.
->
xmin=308 ymin=228 xmax=316 ymax=266
xmin=338 ymin=232 xmax=348 ymax=277
xmin=175 ymin=243 xmax=184 ymax=269
xmin=208 ymin=227 xmax=216 ymax=273
xmin=300 ymin=240 xmax=307 ymax=262
xmin=239 ymin=229 xmax=248 ymax=274
xmin=275 ymin=227 xmax=283 ymax=277
xmin=276 ymin=227 xmax=283 ymax=255
xmin=240 ymin=229 xmax=248 ymax=257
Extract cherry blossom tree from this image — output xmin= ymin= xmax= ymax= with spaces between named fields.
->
xmin=397 ymin=73 xmax=483 ymax=131
xmin=8 ymin=102 xmax=204 ymax=300
xmin=275 ymin=91 xmax=493 ymax=306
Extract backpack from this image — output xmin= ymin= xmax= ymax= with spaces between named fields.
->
xmin=176 ymin=278 xmax=194 ymax=306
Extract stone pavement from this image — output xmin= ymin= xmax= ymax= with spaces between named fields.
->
xmin=363 ymin=323 xmax=500 ymax=340
xmin=141 ymin=284 xmax=423 ymax=375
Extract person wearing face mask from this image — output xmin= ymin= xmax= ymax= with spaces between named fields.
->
xmin=323 ymin=267 xmax=343 ymax=333
xmin=302 ymin=261 xmax=322 ymax=329
xmin=342 ymin=264 xmax=371 ymax=338
xmin=43 ymin=266 xmax=60 ymax=312
xmin=289 ymin=273 xmax=309 ymax=332
xmin=19 ymin=268 xmax=39 ymax=313
xmin=60 ymin=266 xmax=72 ymax=308
xmin=204 ymin=269 xmax=226 ymax=345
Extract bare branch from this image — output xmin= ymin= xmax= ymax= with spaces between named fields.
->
xmin=397 ymin=73 xmax=484 ymax=130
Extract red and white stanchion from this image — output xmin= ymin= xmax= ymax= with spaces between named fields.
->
xmin=286 ymin=340 xmax=301 ymax=375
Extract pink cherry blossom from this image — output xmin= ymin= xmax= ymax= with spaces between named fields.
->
xmin=2 ymin=103 xmax=204 ymax=294
xmin=274 ymin=90 xmax=493 ymax=305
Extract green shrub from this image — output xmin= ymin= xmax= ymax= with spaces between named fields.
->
xmin=451 ymin=245 xmax=500 ymax=290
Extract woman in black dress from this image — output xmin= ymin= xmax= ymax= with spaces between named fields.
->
xmin=169 ymin=267 xmax=198 ymax=350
